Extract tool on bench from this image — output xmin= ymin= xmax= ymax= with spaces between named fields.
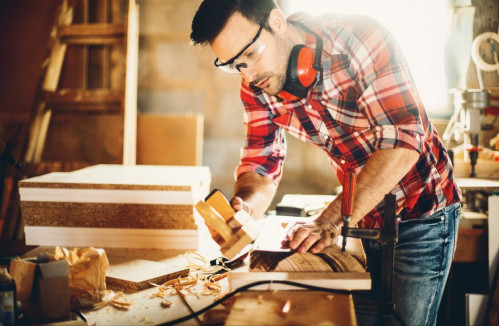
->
xmin=209 ymin=248 xmax=250 ymax=276
xmin=195 ymin=189 xmax=260 ymax=260
xmin=340 ymin=169 xmax=399 ymax=310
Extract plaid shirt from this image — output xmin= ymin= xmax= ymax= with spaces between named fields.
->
xmin=235 ymin=12 xmax=461 ymax=227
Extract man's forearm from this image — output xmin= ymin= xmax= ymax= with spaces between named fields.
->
xmin=234 ymin=172 xmax=277 ymax=218
xmin=318 ymin=148 xmax=420 ymax=231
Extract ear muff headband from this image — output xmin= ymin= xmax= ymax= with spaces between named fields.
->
xmin=277 ymin=22 xmax=323 ymax=102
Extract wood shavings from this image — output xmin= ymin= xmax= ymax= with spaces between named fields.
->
xmin=186 ymin=288 xmax=200 ymax=298
xmin=183 ymin=251 xmax=207 ymax=269
xmin=257 ymin=295 xmax=264 ymax=304
xmin=149 ymin=275 xmax=199 ymax=304
xmin=174 ymin=276 xmax=198 ymax=289
xmin=205 ymin=282 xmax=221 ymax=292
xmin=183 ymin=251 xmax=230 ymax=278
xmin=209 ymin=272 xmax=229 ymax=282
xmin=139 ymin=316 xmax=154 ymax=324
xmin=327 ymin=294 xmax=334 ymax=301
xmin=93 ymin=291 xmax=132 ymax=310
xmin=160 ymin=298 xmax=172 ymax=308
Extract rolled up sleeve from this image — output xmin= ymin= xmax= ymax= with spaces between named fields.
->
xmin=235 ymin=84 xmax=286 ymax=183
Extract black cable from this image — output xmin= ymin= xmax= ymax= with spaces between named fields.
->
xmin=71 ymin=309 xmax=87 ymax=323
xmin=159 ymin=279 xmax=406 ymax=326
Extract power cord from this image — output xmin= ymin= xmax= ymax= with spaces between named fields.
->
xmin=158 ymin=279 xmax=406 ymax=326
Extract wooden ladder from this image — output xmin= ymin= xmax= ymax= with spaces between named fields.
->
xmin=24 ymin=0 xmax=138 ymax=176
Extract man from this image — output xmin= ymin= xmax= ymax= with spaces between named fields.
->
xmin=191 ymin=1 xmax=461 ymax=325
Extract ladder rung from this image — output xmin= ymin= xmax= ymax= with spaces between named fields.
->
xmin=45 ymin=89 xmax=123 ymax=113
xmin=60 ymin=23 xmax=125 ymax=44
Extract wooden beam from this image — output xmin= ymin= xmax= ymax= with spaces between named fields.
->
xmin=122 ymin=0 xmax=138 ymax=165
xmin=60 ymin=23 xmax=125 ymax=37
xmin=60 ymin=36 xmax=124 ymax=45
xmin=45 ymin=89 xmax=123 ymax=104
xmin=45 ymin=89 xmax=123 ymax=113
xmin=25 ymin=0 xmax=74 ymax=164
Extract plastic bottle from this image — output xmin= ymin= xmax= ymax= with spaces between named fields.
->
xmin=0 ymin=267 xmax=16 ymax=325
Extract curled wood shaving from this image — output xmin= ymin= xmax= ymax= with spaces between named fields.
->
xmin=183 ymin=251 xmax=207 ymax=269
xmin=208 ymin=272 xmax=229 ymax=283
xmin=150 ymin=275 xmax=199 ymax=303
xmin=161 ymin=298 xmax=172 ymax=308
xmin=186 ymin=288 xmax=200 ymax=298
xmin=174 ymin=277 xmax=198 ymax=289
xmin=93 ymin=291 xmax=132 ymax=310
xmin=205 ymin=282 xmax=222 ymax=292
xmin=327 ymin=294 xmax=334 ymax=301
xmin=183 ymin=251 xmax=230 ymax=277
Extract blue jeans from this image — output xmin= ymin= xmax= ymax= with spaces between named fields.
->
xmin=364 ymin=202 xmax=461 ymax=326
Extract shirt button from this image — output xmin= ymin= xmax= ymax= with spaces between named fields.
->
xmin=307 ymin=105 xmax=312 ymax=110
xmin=441 ymin=216 xmax=444 ymax=221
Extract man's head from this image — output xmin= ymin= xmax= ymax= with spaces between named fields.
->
xmin=191 ymin=0 xmax=296 ymax=96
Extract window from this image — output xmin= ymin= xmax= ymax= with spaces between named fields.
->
xmin=281 ymin=0 xmax=450 ymax=118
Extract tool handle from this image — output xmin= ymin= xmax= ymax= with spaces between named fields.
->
xmin=341 ymin=170 xmax=356 ymax=217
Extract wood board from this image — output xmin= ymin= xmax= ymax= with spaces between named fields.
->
xmin=224 ymin=290 xmax=357 ymax=325
xmin=229 ymin=271 xmax=371 ymax=291
xmin=18 ymin=164 xmax=211 ymax=249
xmin=24 ymin=226 xmax=199 ymax=250
xmin=106 ymin=258 xmax=189 ymax=292
xmin=137 ymin=114 xmax=204 ymax=166
xmin=250 ymin=216 xmax=367 ymax=273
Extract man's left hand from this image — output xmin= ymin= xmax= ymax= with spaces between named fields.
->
xmin=284 ymin=221 xmax=339 ymax=254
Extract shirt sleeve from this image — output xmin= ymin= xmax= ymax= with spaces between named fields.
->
xmin=235 ymin=82 xmax=286 ymax=183
xmin=345 ymin=16 xmax=425 ymax=153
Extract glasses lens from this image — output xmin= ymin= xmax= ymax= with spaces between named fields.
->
xmin=235 ymin=41 xmax=266 ymax=68
xmin=214 ymin=23 xmax=265 ymax=74
xmin=214 ymin=59 xmax=240 ymax=74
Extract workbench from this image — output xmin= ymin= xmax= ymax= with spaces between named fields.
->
xmin=22 ymin=221 xmax=370 ymax=325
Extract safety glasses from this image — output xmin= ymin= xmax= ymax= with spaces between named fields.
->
xmin=214 ymin=23 xmax=266 ymax=74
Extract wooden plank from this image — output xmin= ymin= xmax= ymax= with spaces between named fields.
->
xmin=59 ymin=23 xmax=125 ymax=37
xmin=455 ymin=178 xmax=499 ymax=190
xmin=45 ymin=89 xmax=123 ymax=104
xmin=123 ymin=0 xmax=139 ymax=165
xmin=24 ymin=226 xmax=199 ymax=250
xmin=45 ymin=89 xmax=123 ymax=112
xmin=230 ymin=271 xmax=371 ymax=291
xmin=250 ymin=216 xmax=367 ymax=272
xmin=224 ymin=291 xmax=357 ymax=325
xmin=24 ymin=0 xmax=74 ymax=164
xmin=106 ymin=258 xmax=189 ymax=292
xmin=21 ymin=202 xmax=195 ymax=229
xmin=18 ymin=164 xmax=211 ymax=191
xmin=136 ymin=114 xmax=204 ymax=166
xmin=60 ymin=36 xmax=124 ymax=45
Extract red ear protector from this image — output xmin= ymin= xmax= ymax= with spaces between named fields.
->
xmin=277 ymin=23 xmax=323 ymax=102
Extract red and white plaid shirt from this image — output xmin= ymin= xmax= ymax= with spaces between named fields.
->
xmin=235 ymin=12 xmax=461 ymax=228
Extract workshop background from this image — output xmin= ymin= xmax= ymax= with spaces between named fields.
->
xmin=0 ymin=0 xmax=498 ymax=324
xmin=0 ymin=1 xmax=498 ymax=240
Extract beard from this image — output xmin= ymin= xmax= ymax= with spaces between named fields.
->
xmin=249 ymin=33 xmax=291 ymax=96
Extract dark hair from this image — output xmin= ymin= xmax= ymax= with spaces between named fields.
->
xmin=190 ymin=0 xmax=278 ymax=45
